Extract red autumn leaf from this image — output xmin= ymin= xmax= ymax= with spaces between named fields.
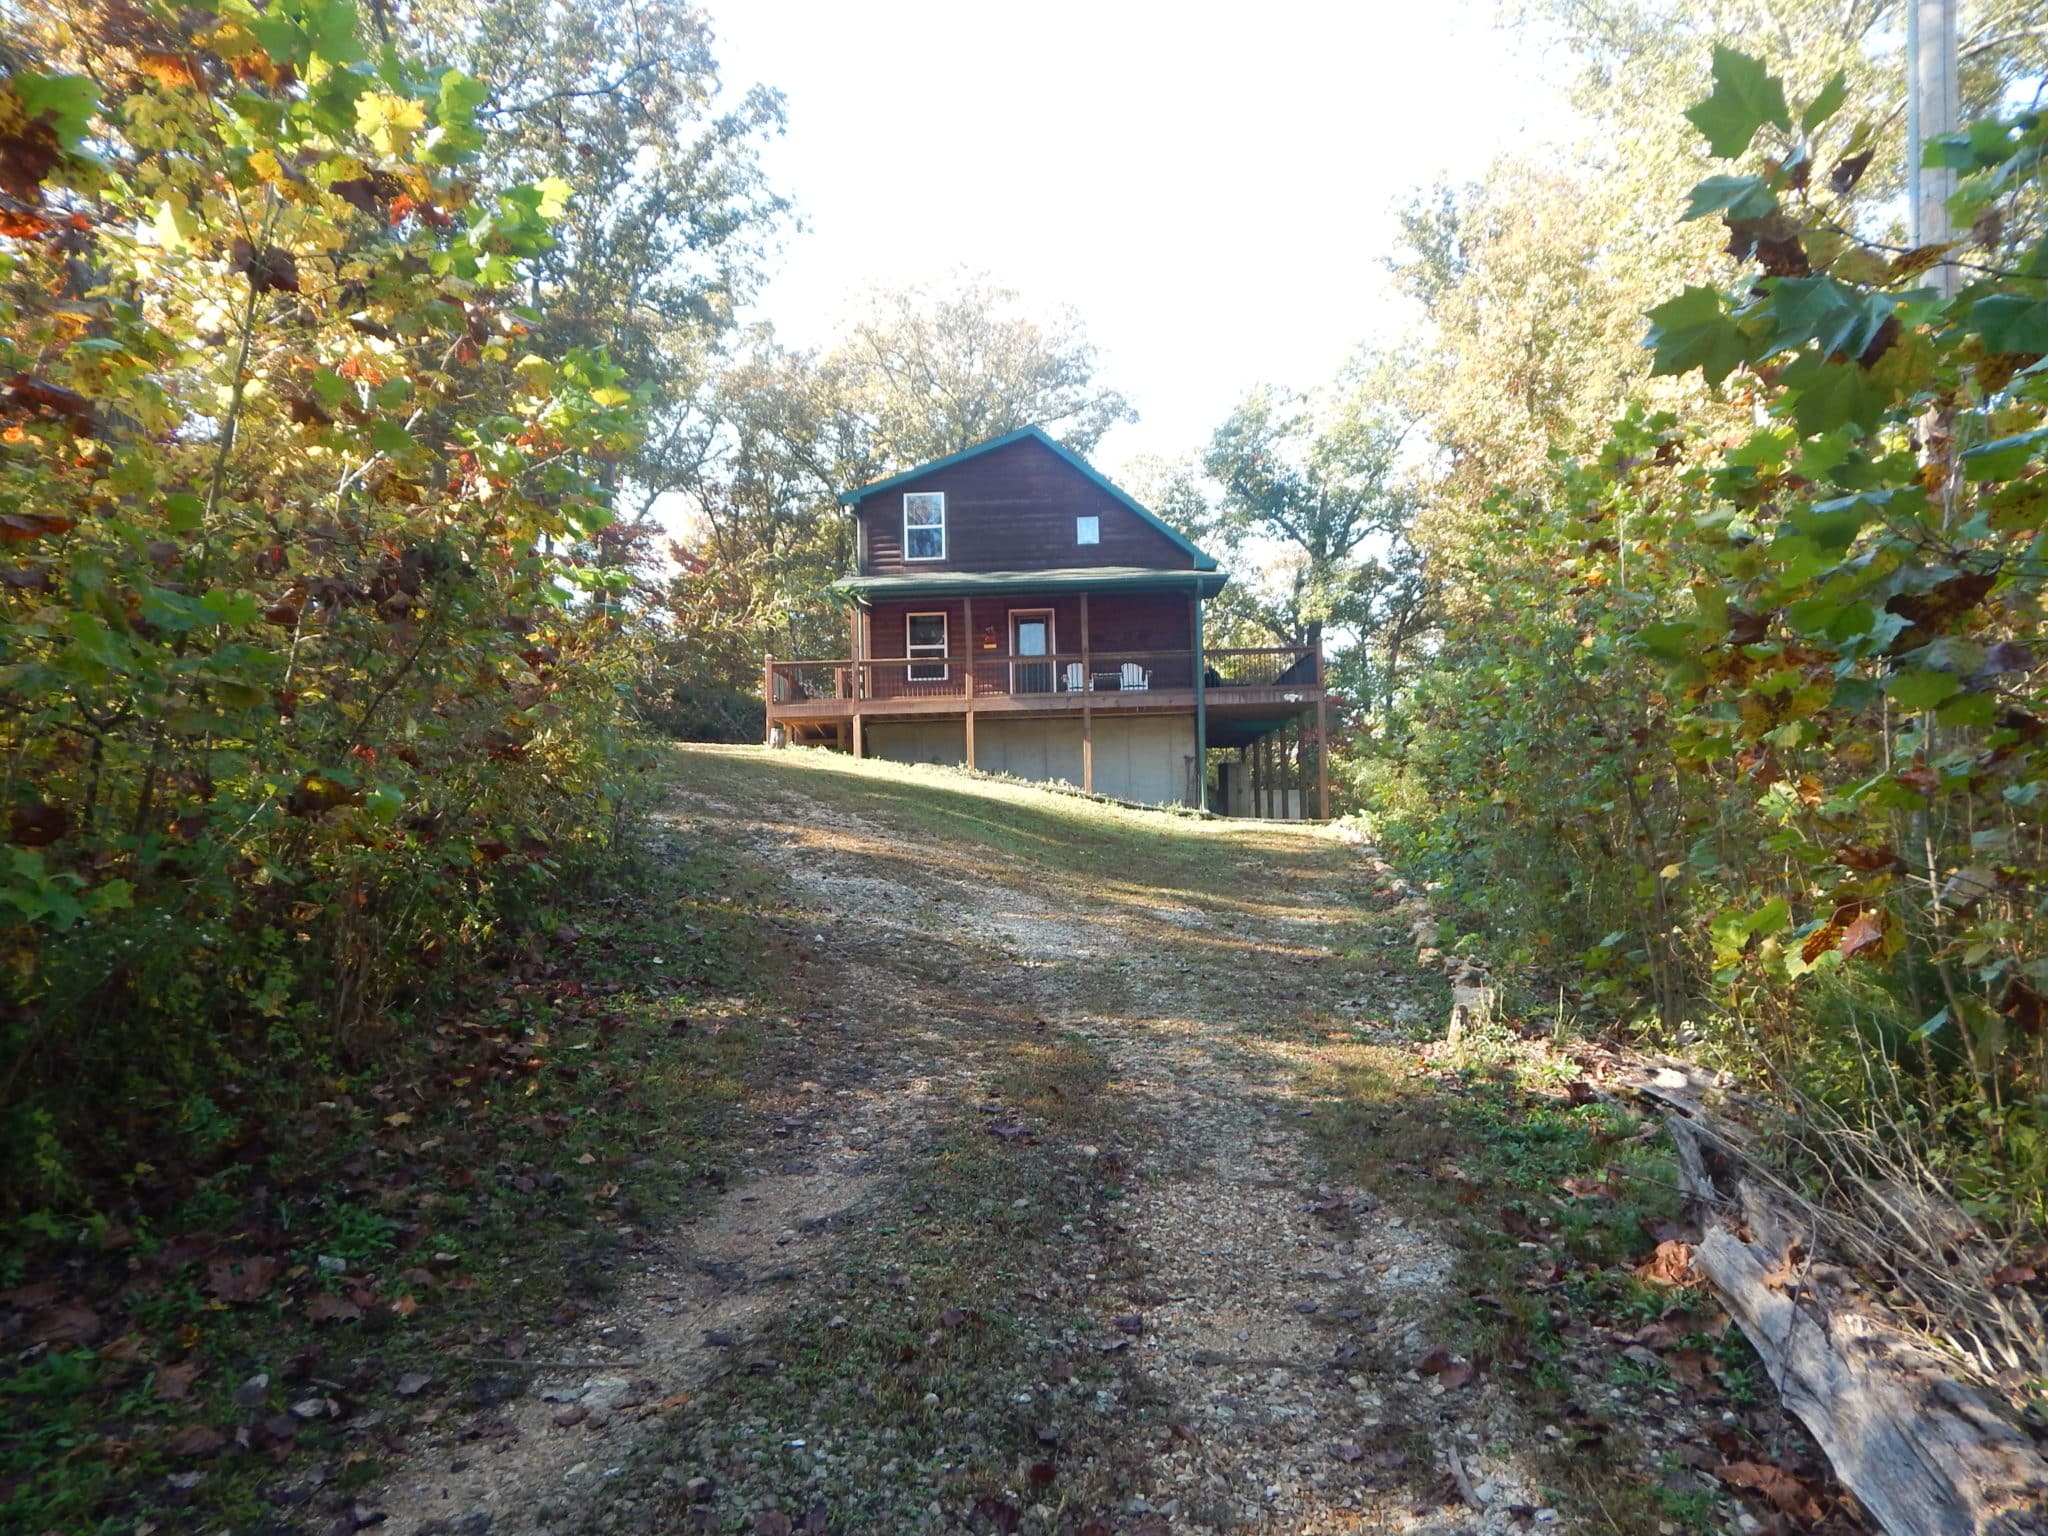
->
xmin=1998 ymin=978 xmax=2048 ymax=1037
xmin=0 ymin=115 xmax=61 ymax=202
xmin=0 ymin=512 xmax=76 ymax=541
xmin=1716 ymin=1460 xmax=1825 ymax=1521
xmin=1634 ymin=1239 xmax=1696 ymax=1286
xmin=9 ymin=800 xmax=69 ymax=846
xmin=970 ymin=1496 xmax=1020 ymax=1533
xmin=153 ymin=1358 xmax=202 ymax=1400
xmin=1987 ymin=1264 xmax=2038 ymax=1289
xmin=1665 ymin=1350 xmax=1711 ymax=1389
xmin=1837 ymin=912 xmax=1886 ymax=958
xmin=1418 ymin=1346 xmax=1476 ymax=1387
xmin=165 ymin=1423 xmax=230 ymax=1457
xmin=1760 ymin=1242 xmax=1807 ymax=1291
xmin=1887 ymin=571 xmax=1995 ymax=636
xmin=206 ymin=1255 xmax=280 ymax=1303
xmin=229 ymin=239 xmax=300 ymax=294
xmin=28 ymin=1304 xmax=101 ymax=1344
xmin=4 ymin=375 xmax=94 ymax=426
xmin=307 ymin=1292 xmax=362 ymax=1323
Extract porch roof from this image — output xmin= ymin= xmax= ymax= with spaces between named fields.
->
xmin=834 ymin=566 xmax=1229 ymax=601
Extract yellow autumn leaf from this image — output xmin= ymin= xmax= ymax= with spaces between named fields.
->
xmin=355 ymin=92 xmax=427 ymax=157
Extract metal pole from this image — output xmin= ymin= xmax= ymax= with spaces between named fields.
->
xmin=1192 ymin=595 xmax=1208 ymax=810
xmin=1911 ymin=0 xmax=1959 ymax=296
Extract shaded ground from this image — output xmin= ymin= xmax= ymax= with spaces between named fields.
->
xmin=356 ymin=745 xmax=1866 ymax=1536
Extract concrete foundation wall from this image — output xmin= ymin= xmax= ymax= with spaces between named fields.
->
xmin=864 ymin=714 xmax=1197 ymax=807
xmin=864 ymin=720 xmax=965 ymax=765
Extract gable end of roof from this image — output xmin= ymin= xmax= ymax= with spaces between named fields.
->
xmin=836 ymin=425 xmax=1217 ymax=571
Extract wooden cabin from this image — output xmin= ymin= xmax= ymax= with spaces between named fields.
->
xmin=762 ymin=426 xmax=1329 ymax=815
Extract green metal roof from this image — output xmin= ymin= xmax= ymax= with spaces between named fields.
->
xmin=835 ymin=425 xmax=1219 ymax=572
xmin=835 ymin=566 xmax=1229 ymax=601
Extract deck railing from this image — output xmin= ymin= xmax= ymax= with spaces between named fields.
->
xmin=765 ymin=646 xmax=1319 ymax=709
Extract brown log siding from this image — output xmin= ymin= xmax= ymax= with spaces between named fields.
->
xmin=863 ymin=593 xmax=1197 ymax=701
xmin=855 ymin=436 xmax=1193 ymax=574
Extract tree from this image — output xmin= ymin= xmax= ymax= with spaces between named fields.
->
xmin=405 ymin=0 xmax=791 ymax=511
xmin=1200 ymin=352 xmax=1428 ymax=680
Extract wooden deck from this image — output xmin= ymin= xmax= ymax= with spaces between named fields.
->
xmin=762 ymin=645 xmax=1331 ymax=815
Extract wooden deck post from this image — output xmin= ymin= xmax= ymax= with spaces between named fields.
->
xmin=1314 ymin=639 xmax=1330 ymax=820
xmin=963 ymin=596 xmax=977 ymax=771
xmin=763 ymin=653 xmax=775 ymax=745
xmin=852 ymin=604 xmax=867 ymax=760
xmin=1250 ymin=731 xmax=1263 ymax=819
xmin=1080 ymin=591 xmax=1093 ymax=793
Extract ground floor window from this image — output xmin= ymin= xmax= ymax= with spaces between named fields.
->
xmin=906 ymin=611 xmax=948 ymax=682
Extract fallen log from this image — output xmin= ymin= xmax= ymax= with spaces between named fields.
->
xmin=1627 ymin=1064 xmax=2048 ymax=1536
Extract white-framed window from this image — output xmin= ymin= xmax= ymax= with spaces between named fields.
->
xmin=903 ymin=492 xmax=946 ymax=561
xmin=1076 ymin=515 xmax=1100 ymax=545
xmin=906 ymin=611 xmax=948 ymax=682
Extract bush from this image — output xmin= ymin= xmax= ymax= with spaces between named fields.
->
xmin=0 ymin=2 xmax=645 ymax=1208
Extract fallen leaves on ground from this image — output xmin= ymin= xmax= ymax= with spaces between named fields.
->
xmin=1716 ymin=1459 xmax=1827 ymax=1521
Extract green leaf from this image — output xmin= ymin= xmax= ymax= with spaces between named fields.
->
xmin=1937 ymin=691 xmax=1998 ymax=727
xmin=1912 ymin=1007 xmax=1949 ymax=1040
xmin=1685 ymin=46 xmax=1791 ymax=159
xmin=12 ymin=71 xmax=100 ymax=151
xmin=1800 ymin=70 xmax=1848 ymax=134
xmin=1683 ymin=175 xmax=1776 ymax=222
xmin=1765 ymin=277 xmax=1894 ymax=359
xmin=1885 ymin=669 xmax=1963 ymax=710
xmin=1966 ymin=295 xmax=2048 ymax=354
xmin=1636 ymin=620 xmax=1698 ymax=661
xmin=1963 ymin=427 xmax=2048 ymax=482
xmin=1777 ymin=355 xmax=1893 ymax=435
xmin=370 ymin=420 xmax=413 ymax=454
xmin=1645 ymin=286 xmax=1752 ymax=384
xmin=162 ymin=493 xmax=205 ymax=533
xmin=436 ymin=70 xmax=489 ymax=125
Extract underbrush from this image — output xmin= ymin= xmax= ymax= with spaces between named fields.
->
xmin=1301 ymin=1034 xmax=1871 ymax=1534
xmin=0 ymin=816 xmax=800 ymax=1534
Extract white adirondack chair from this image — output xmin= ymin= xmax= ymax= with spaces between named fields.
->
xmin=1063 ymin=662 xmax=1085 ymax=693
xmin=1120 ymin=662 xmax=1150 ymax=691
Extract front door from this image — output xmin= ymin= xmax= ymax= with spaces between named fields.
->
xmin=1011 ymin=611 xmax=1053 ymax=694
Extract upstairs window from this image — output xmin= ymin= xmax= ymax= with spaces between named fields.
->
xmin=903 ymin=492 xmax=946 ymax=561
xmin=1076 ymin=515 xmax=1100 ymax=545
xmin=906 ymin=612 xmax=948 ymax=682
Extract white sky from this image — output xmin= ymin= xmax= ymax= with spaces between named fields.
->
xmin=705 ymin=0 xmax=1580 ymax=482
